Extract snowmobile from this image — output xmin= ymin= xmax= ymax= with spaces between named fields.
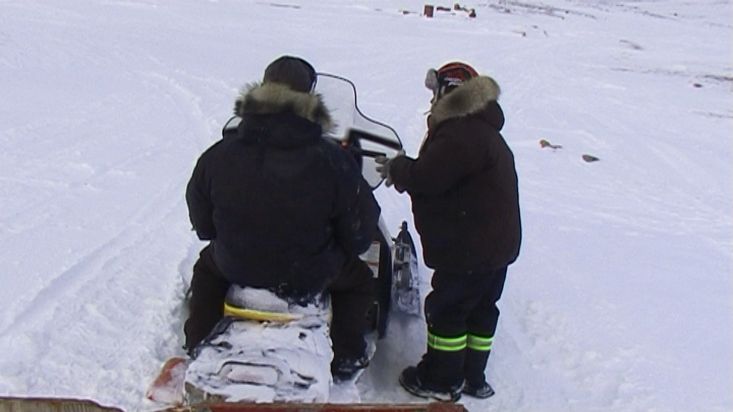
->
xmin=145 ymin=74 xmax=427 ymax=409
xmin=0 ymin=76 xmax=465 ymax=412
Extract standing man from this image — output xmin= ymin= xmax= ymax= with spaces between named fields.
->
xmin=377 ymin=62 xmax=521 ymax=402
xmin=185 ymin=56 xmax=380 ymax=378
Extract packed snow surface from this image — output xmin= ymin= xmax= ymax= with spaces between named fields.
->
xmin=0 ymin=0 xmax=731 ymax=411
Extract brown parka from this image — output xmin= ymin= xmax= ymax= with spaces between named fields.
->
xmin=389 ymin=76 xmax=521 ymax=273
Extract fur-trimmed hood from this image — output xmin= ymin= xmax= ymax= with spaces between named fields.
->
xmin=428 ymin=76 xmax=501 ymax=129
xmin=234 ymin=82 xmax=333 ymax=132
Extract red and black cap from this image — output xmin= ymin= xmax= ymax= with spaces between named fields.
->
xmin=425 ymin=61 xmax=479 ymax=98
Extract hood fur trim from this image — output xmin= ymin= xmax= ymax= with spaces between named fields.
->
xmin=429 ymin=76 xmax=501 ymax=128
xmin=234 ymin=82 xmax=333 ymax=132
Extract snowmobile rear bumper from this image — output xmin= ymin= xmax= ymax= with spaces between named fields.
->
xmin=0 ymin=397 xmax=123 ymax=412
xmin=0 ymin=397 xmax=467 ymax=412
xmin=179 ymin=403 xmax=468 ymax=412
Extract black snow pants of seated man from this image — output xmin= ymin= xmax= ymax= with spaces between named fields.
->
xmin=328 ymin=255 xmax=375 ymax=363
xmin=183 ymin=245 xmax=230 ymax=354
xmin=183 ymin=245 xmax=375 ymax=363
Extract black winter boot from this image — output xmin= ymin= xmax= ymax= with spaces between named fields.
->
xmin=464 ymin=348 xmax=493 ymax=398
xmin=463 ymin=381 xmax=495 ymax=399
xmin=331 ymin=354 xmax=370 ymax=382
xmin=399 ymin=366 xmax=463 ymax=402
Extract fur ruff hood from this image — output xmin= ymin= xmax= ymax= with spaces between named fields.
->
xmin=234 ymin=82 xmax=333 ymax=132
xmin=429 ymin=76 xmax=501 ymax=129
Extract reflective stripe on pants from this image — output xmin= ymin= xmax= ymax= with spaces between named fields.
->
xmin=467 ymin=334 xmax=493 ymax=351
xmin=427 ymin=331 xmax=467 ymax=352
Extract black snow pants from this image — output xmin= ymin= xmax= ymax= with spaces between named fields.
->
xmin=184 ymin=245 xmax=375 ymax=363
xmin=417 ymin=265 xmax=507 ymax=389
xmin=183 ymin=245 xmax=230 ymax=353
xmin=328 ymin=255 xmax=375 ymax=362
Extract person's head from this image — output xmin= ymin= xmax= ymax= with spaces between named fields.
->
xmin=424 ymin=61 xmax=479 ymax=101
xmin=263 ymin=55 xmax=317 ymax=93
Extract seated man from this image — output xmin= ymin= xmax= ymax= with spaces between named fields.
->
xmin=184 ymin=55 xmax=380 ymax=380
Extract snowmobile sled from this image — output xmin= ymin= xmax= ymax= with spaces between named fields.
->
xmin=145 ymin=74 xmax=427 ymax=410
xmin=0 ymin=396 xmax=467 ymax=412
xmin=184 ymin=286 xmax=333 ymax=404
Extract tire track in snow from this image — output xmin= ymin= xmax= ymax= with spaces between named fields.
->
xmin=476 ymin=7 xmax=663 ymax=410
xmin=0 ymin=56 xmax=224 ymax=342
xmin=0 ymin=59 xmax=226 ymax=406
xmin=0 ymin=173 xmax=186 ymax=341
xmin=140 ymin=69 xmax=227 ymax=150
xmin=0 ymin=171 xmax=191 ymax=406
xmin=493 ymin=294 xmax=656 ymax=411
xmin=518 ymin=299 xmax=653 ymax=410
xmin=0 ymin=58 xmax=223 ymax=334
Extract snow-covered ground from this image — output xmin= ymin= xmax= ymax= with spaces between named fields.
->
xmin=1 ymin=0 xmax=731 ymax=411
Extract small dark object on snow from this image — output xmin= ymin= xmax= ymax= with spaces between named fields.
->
xmin=539 ymin=139 xmax=562 ymax=149
xmin=582 ymin=154 xmax=600 ymax=162
xmin=268 ymin=2 xmax=301 ymax=9
xmin=451 ymin=3 xmax=476 ymax=17
xmin=693 ymin=83 xmax=703 ymax=88
xmin=424 ymin=5 xmax=434 ymax=17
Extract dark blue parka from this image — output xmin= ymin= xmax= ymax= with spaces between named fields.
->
xmin=186 ymin=82 xmax=379 ymax=302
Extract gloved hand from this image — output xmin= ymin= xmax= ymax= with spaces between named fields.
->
xmin=375 ymin=156 xmax=392 ymax=187
xmin=375 ymin=150 xmax=405 ymax=188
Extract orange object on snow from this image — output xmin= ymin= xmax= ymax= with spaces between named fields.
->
xmin=146 ymin=356 xmax=188 ymax=405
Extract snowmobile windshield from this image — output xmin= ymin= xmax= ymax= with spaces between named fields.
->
xmin=315 ymin=73 xmax=403 ymax=189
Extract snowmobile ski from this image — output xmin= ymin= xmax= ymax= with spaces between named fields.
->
xmin=392 ymin=221 xmax=421 ymax=316
xmin=146 ymin=356 xmax=189 ymax=406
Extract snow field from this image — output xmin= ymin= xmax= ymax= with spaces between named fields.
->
xmin=0 ymin=1 xmax=731 ymax=411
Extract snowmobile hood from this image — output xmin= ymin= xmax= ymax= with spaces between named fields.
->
xmin=428 ymin=75 xmax=502 ymax=130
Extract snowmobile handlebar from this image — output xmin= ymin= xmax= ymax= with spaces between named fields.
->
xmin=345 ymin=128 xmax=403 ymax=152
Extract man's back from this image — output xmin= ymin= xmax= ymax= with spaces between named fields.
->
xmin=186 ymin=81 xmax=368 ymax=303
